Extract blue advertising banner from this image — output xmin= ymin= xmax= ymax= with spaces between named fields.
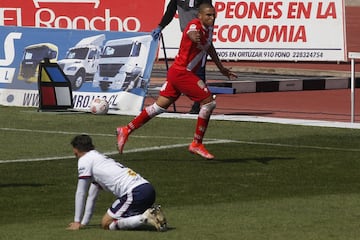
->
xmin=0 ymin=26 xmax=159 ymax=115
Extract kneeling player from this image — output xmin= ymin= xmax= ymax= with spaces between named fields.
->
xmin=67 ymin=134 xmax=167 ymax=231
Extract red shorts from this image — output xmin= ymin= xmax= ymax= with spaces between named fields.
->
xmin=159 ymin=66 xmax=211 ymax=102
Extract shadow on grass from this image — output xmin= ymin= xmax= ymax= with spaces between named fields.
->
xmin=0 ymin=183 xmax=49 ymax=188
xmin=120 ymin=156 xmax=295 ymax=165
xmin=84 ymin=224 xmax=176 ymax=232
xmin=208 ymin=156 xmax=295 ymax=164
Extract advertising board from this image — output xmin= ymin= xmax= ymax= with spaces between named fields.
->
xmin=160 ymin=0 xmax=347 ymax=61
xmin=0 ymin=0 xmax=347 ymax=61
xmin=0 ymin=26 xmax=158 ymax=115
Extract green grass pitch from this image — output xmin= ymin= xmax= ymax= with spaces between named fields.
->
xmin=1 ymin=106 xmax=360 ymax=240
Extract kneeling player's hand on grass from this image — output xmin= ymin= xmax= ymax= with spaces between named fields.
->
xmin=66 ymin=222 xmax=82 ymax=230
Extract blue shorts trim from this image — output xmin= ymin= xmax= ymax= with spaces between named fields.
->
xmin=108 ymin=183 xmax=156 ymax=218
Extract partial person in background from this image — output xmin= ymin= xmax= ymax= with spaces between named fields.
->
xmin=117 ymin=3 xmax=237 ymax=160
xmin=67 ymin=134 xmax=167 ymax=231
xmin=152 ymin=0 xmax=213 ymax=114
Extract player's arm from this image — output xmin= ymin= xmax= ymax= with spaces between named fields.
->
xmin=152 ymin=0 xmax=177 ymax=39
xmin=207 ymin=43 xmax=237 ymax=80
xmin=158 ymin=0 xmax=178 ymax=29
xmin=80 ymin=183 xmax=100 ymax=226
xmin=67 ymin=178 xmax=91 ymax=230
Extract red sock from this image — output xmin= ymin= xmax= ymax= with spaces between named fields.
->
xmin=126 ymin=103 xmax=165 ymax=132
xmin=127 ymin=109 xmax=151 ymax=131
xmin=193 ymin=117 xmax=209 ymax=144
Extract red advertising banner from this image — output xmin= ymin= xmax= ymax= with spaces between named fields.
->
xmin=0 ymin=0 xmax=347 ymax=61
xmin=0 ymin=0 xmax=164 ymax=32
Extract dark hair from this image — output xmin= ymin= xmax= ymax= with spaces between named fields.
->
xmin=199 ymin=2 xmax=214 ymax=13
xmin=71 ymin=134 xmax=95 ymax=152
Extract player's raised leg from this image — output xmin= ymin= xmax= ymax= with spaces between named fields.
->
xmin=189 ymin=97 xmax=216 ymax=160
xmin=116 ymin=98 xmax=169 ymax=153
xmin=116 ymin=126 xmax=130 ymax=154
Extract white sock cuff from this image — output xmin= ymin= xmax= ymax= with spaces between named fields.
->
xmin=145 ymin=103 xmax=166 ymax=118
xmin=112 ymin=215 xmax=144 ymax=230
xmin=199 ymin=101 xmax=216 ymax=119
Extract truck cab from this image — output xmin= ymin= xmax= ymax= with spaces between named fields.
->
xmin=58 ymin=34 xmax=105 ymax=90
xmin=92 ymin=35 xmax=152 ymax=92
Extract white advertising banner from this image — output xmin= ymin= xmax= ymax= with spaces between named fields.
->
xmin=159 ymin=0 xmax=347 ymax=61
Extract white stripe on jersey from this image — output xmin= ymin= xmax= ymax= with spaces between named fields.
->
xmin=187 ymin=50 xmax=206 ymax=71
xmin=186 ymin=27 xmax=213 ymax=71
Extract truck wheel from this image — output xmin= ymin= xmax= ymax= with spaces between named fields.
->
xmin=72 ymin=70 xmax=85 ymax=90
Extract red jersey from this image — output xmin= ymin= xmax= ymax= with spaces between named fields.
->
xmin=172 ymin=18 xmax=212 ymax=73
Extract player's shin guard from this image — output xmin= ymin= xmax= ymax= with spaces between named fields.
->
xmin=193 ymin=101 xmax=216 ymax=144
xmin=128 ymin=103 xmax=166 ymax=131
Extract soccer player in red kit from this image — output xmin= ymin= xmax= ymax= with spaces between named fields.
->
xmin=116 ymin=3 xmax=237 ymax=159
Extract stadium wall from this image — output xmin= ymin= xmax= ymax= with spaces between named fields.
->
xmin=346 ymin=0 xmax=360 ymax=6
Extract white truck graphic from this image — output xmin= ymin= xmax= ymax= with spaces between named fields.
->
xmin=58 ymin=34 xmax=105 ymax=90
xmin=92 ymin=35 xmax=152 ymax=92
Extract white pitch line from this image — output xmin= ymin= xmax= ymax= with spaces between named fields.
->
xmin=0 ymin=140 xmax=235 ymax=164
xmin=1 ymin=138 xmax=360 ymax=164
xmin=0 ymin=155 xmax=75 ymax=164
xmin=0 ymin=127 xmax=191 ymax=140
xmin=0 ymin=127 xmax=112 ymax=137
xmin=234 ymin=140 xmax=360 ymax=152
xmin=123 ymin=139 xmax=234 ymax=154
xmin=159 ymin=112 xmax=360 ymax=129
